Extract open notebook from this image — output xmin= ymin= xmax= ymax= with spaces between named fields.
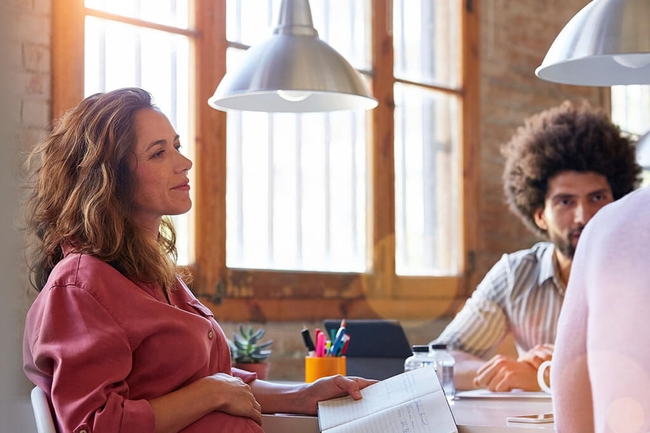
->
xmin=317 ymin=366 xmax=457 ymax=433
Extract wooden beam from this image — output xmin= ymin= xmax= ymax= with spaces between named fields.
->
xmin=459 ymin=0 xmax=481 ymax=298
xmin=200 ymin=298 xmax=464 ymax=322
xmin=370 ymin=0 xmax=396 ymax=298
xmin=52 ymin=0 xmax=85 ymax=117
xmin=192 ymin=0 xmax=228 ymax=297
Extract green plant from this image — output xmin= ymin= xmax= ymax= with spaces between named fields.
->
xmin=229 ymin=325 xmax=273 ymax=364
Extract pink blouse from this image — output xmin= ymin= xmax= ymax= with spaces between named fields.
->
xmin=23 ymin=252 xmax=262 ymax=433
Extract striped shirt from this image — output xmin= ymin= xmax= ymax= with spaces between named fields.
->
xmin=434 ymin=242 xmax=564 ymax=359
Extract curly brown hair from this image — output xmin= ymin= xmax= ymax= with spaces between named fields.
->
xmin=24 ymin=88 xmax=181 ymax=292
xmin=502 ymin=100 xmax=642 ymax=239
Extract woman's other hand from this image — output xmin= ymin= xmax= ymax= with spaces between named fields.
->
xmin=208 ymin=373 xmax=262 ymax=425
xmin=149 ymin=372 xmax=263 ymax=432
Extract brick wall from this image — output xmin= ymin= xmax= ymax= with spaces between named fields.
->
xmin=11 ymin=0 xmax=51 ymax=154
xmin=7 ymin=0 xmax=604 ymax=383
xmin=8 ymin=0 xmax=53 ymax=303
xmin=2 ymin=0 xmax=52 ymax=428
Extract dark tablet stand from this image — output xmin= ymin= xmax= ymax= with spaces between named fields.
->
xmin=323 ymin=319 xmax=413 ymax=380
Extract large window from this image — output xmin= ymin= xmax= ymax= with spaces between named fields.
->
xmin=83 ymin=0 xmax=193 ymax=264
xmin=223 ymin=0 xmax=370 ymax=273
xmin=53 ymin=0 xmax=479 ymax=322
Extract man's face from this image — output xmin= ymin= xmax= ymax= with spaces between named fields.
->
xmin=534 ymin=170 xmax=613 ymax=260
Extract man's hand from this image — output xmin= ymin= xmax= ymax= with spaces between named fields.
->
xmin=517 ymin=343 xmax=554 ymax=369
xmin=472 ymin=354 xmax=540 ymax=392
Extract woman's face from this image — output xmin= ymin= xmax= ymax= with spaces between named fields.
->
xmin=130 ymin=108 xmax=192 ymax=232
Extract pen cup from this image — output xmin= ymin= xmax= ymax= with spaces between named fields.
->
xmin=305 ymin=356 xmax=346 ymax=383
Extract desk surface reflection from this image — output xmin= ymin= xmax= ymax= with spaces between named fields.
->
xmin=262 ymin=393 xmax=555 ymax=433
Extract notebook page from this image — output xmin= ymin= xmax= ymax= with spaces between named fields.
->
xmin=318 ymin=366 xmax=444 ymax=431
xmin=322 ymin=391 xmax=457 ymax=433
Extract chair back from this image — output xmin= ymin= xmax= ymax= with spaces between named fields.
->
xmin=30 ymin=386 xmax=57 ymax=433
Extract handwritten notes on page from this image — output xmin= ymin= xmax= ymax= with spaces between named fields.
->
xmin=318 ymin=366 xmax=458 ymax=433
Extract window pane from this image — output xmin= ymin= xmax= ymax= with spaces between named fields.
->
xmin=393 ymin=0 xmax=460 ymax=88
xmin=85 ymin=0 xmax=190 ymax=28
xmin=611 ymin=85 xmax=650 ymax=135
xmin=226 ymin=0 xmax=279 ymax=46
xmin=224 ymin=0 xmax=372 ymax=273
xmin=309 ymin=0 xmax=371 ymax=71
xmin=225 ymin=91 xmax=368 ymax=271
xmin=612 ymin=85 xmax=650 ymax=187
xmin=85 ymin=15 xmax=192 ymax=265
xmin=226 ymin=0 xmax=371 ymax=71
xmin=394 ymin=83 xmax=460 ymax=276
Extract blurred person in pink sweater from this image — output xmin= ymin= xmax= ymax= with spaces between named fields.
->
xmin=553 ymin=181 xmax=650 ymax=432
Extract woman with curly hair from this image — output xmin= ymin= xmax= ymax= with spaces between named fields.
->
xmin=430 ymin=101 xmax=642 ymax=392
xmin=22 ymin=87 xmax=374 ymax=433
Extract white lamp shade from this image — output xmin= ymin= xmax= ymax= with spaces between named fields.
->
xmin=536 ymin=0 xmax=650 ymax=86
xmin=208 ymin=0 xmax=377 ymax=112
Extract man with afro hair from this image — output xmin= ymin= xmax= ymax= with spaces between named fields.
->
xmin=431 ymin=101 xmax=642 ymax=392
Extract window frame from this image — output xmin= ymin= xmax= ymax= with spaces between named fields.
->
xmin=52 ymin=0 xmax=479 ymax=322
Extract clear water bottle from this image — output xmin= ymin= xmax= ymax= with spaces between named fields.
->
xmin=429 ymin=343 xmax=456 ymax=400
xmin=404 ymin=345 xmax=434 ymax=372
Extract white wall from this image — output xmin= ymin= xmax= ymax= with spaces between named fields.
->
xmin=0 ymin=1 xmax=39 ymax=431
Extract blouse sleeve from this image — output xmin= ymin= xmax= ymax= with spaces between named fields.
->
xmin=28 ymin=285 xmax=155 ymax=433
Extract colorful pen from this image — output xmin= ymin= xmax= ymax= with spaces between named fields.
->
xmin=301 ymin=327 xmax=316 ymax=357
xmin=316 ymin=332 xmax=326 ymax=357
xmin=330 ymin=320 xmax=347 ymax=356
xmin=340 ymin=334 xmax=350 ymax=356
xmin=314 ymin=328 xmax=322 ymax=354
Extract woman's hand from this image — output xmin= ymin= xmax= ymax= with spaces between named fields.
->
xmin=298 ymin=375 xmax=377 ymax=415
xmin=149 ymin=372 xmax=263 ymax=433
xmin=248 ymin=374 xmax=377 ymax=415
xmin=208 ymin=373 xmax=262 ymax=425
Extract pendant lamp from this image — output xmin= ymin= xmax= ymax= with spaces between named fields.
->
xmin=208 ymin=0 xmax=378 ymax=112
xmin=536 ymin=0 xmax=650 ymax=86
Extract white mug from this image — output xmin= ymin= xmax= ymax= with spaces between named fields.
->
xmin=537 ymin=360 xmax=552 ymax=394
